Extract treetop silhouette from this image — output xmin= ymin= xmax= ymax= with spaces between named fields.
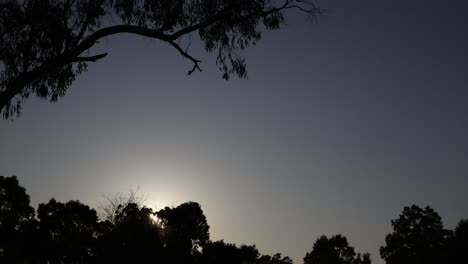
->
xmin=303 ymin=234 xmax=371 ymax=264
xmin=380 ymin=205 xmax=452 ymax=264
xmin=0 ymin=0 xmax=322 ymax=118
xmin=450 ymin=219 xmax=468 ymax=263
xmin=2 ymin=175 xmax=467 ymax=264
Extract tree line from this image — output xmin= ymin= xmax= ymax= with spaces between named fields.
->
xmin=0 ymin=175 xmax=467 ymax=264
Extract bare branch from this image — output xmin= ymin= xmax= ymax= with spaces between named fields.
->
xmin=73 ymin=53 xmax=108 ymax=62
xmin=168 ymin=40 xmax=202 ymax=75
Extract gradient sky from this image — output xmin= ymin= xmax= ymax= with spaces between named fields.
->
xmin=1 ymin=1 xmax=468 ymax=263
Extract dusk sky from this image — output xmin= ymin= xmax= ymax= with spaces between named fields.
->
xmin=1 ymin=0 xmax=468 ymax=263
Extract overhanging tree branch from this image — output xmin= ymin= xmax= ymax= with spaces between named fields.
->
xmin=73 ymin=53 xmax=108 ymax=62
xmin=0 ymin=0 xmax=323 ymax=118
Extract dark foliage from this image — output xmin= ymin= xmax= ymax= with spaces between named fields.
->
xmin=448 ymin=219 xmax=468 ymax=263
xmin=95 ymin=202 xmax=163 ymax=263
xmin=200 ymin=240 xmax=260 ymax=264
xmin=0 ymin=175 xmax=292 ymax=264
xmin=0 ymin=176 xmax=35 ymax=229
xmin=36 ymin=199 xmax=99 ymax=263
xmin=0 ymin=0 xmax=322 ymax=118
xmin=2 ymin=175 xmax=467 ymax=264
xmin=380 ymin=205 xmax=452 ymax=264
xmin=156 ymin=202 xmax=210 ymax=264
xmin=303 ymin=234 xmax=371 ymax=264
xmin=201 ymin=240 xmax=293 ymax=264
xmin=0 ymin=175 xmax=35 ymax=263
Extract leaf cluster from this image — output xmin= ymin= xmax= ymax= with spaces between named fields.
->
xmin=0 ymin=0 xmax=322 ymax=118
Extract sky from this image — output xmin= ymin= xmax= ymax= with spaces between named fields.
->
xmin=1 ymin=0 xmax=468 ymax=263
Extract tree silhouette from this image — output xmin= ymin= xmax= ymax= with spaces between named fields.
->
xmin=98 ymin=188 xmax=147 ymax=223
xmin=0 ymin=175 xmax=36 ymax=263
xmin=0 ymin=0 xmax=322 ymax=118
xmin=259 ymin=253 xmax=294 ymax=264
xmin=303 ymin=234 xmax=371 ymax=264
xmin=380 ymin=205 xmax=451 ymax=264
xmin=37 ymin=199 xmax=99 ymax=264
xmin=156 ymin=201 xmax=210 ymax=264
xmin=7 ymin=176 xmax=466 ymax=264
xmin=95 ymin=202 xmax=163 ymax=263
xmin=200 ymin=240 xmax=259 ymax=264
xmin=200 ymin=240 xmax=293 ymax=264
xmin=448 ymin=219 xmax=468 ymax=263
xmin=355 ymin=253 xmax=371 ymax=264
